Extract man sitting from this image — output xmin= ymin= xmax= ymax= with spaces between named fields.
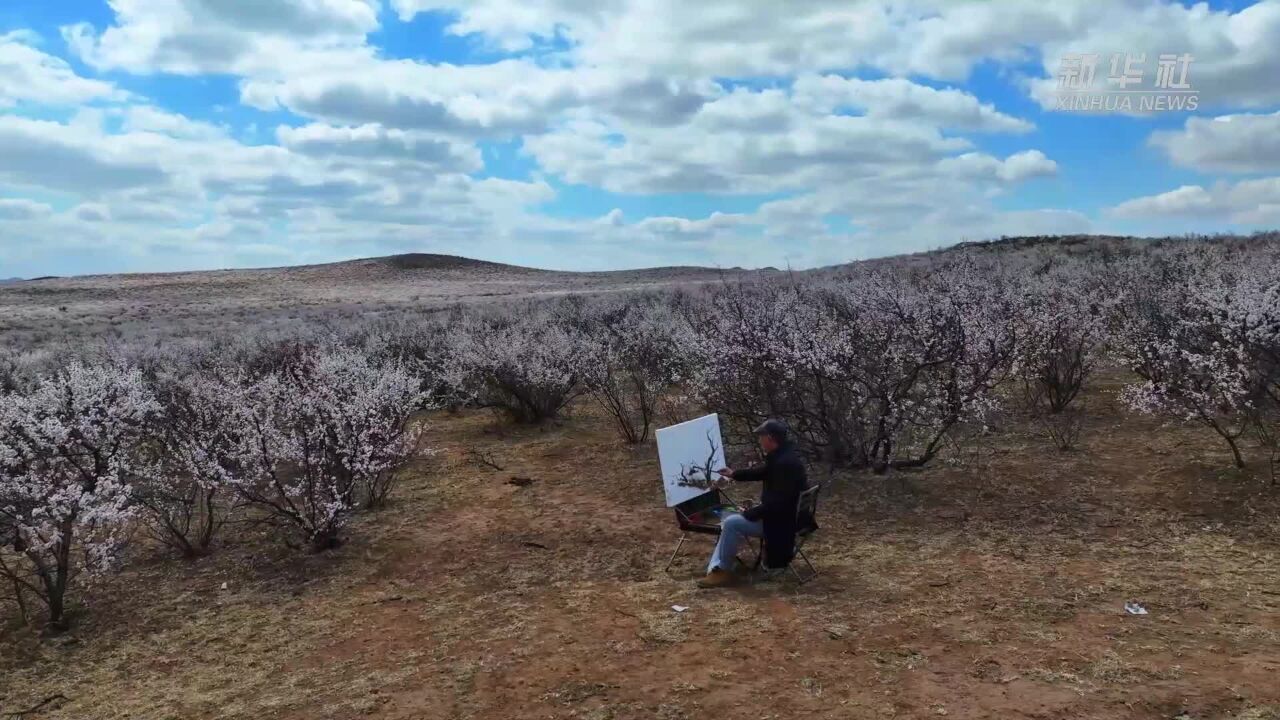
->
xmin=698 ymin=418 xmax=808 ymax=588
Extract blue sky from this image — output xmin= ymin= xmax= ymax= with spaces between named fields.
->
xmin=1 ymin=0 xmax=1278 ymax=276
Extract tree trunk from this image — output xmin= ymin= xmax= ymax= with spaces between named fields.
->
xmin=47 ymin=518 xmax=75 ymax=631
xmin=1225 ymin=434 xmax=1245 ymax=469
xmin=46 ymin=590 xmax=67 ymax=631
xmin=11 ymin=576 xmax=29 ymax=625
xmin=198 ymin=487 xmax=218 ymax=553
xmin=310 ymin=528 xmax=343 ymax=552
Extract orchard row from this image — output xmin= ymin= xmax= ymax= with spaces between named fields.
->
xmin=2 ymin=236 xmax=1278 ymax=630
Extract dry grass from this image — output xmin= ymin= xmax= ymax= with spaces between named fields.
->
xmin=2 ymin=377 xmax=1280 ymax=719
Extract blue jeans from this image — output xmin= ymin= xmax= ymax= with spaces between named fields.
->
xmin=708 ymin=513 xmax=763 ymax=574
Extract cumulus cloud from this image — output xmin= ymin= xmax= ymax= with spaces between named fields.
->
xmin=240 ymin=58 xmax=564 ymax=135
xmin=73 ymin=203 xmax=111 ymax=222
xmin=939 ymin=150 xmax=1058 ymax=183
xmin=1111 ymin=178 xmax=1280 ymax=225
xmin=120 ymin=105 xmax=228 ymax=139
xmin=1149 ymin=112 xmax=1280 ymax=174
xmin=64 ymin=0 xmax=380 ymax=75
xmin=793 ymin=76 xmax=1033 ymax=133
xmin=241 ymin=58 xmax=719 ymax=139
xmin=0 ymin=0 xmax=1274 ymax=275
xmin=396 ymin=0 xmax=1046 ymax=79
xmin=0 ymin=198 xmax=53 ymax=220
xmin=397 ymin=1 xmax=1280 ymax=112
xmin=277 ymin=123 xmax=483 ymax=175
xmin=0 ymin=27 xmax=563 ymax=272
xmin=1028 ymin=0 xmax=1280 ymax=110
xmin=0 ymin=116 xmax=170 ymax=194
xmin=0 ymin=31 xmax=122 ymax=107
xmin=109 ymin=200 xmax=190 ymax=224
xmin=634 ymin=211 xmax=751 ymax=239
xmin=523 ymin=90 xmax=985 ymax=195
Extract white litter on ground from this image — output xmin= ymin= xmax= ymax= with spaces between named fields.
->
xmin=1124 ymin=600 xmax=1148 ymax=615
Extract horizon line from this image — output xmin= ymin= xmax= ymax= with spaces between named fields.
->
xmin=4 ymin=231 xmax=1278 ymax=282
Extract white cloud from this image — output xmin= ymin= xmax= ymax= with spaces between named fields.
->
xmin=0 ymin=0 xmax=1272 ymax=276
xmin=241 ymin=57 xmax=572 ymax=136
xmin=65 ymin=0 xmax=380 ymax=75
xmin=1029 ymin=0 xmax=1280 ymax=110
xmin=1111 ymin=178 xmax=1280 ymax=225
xmin=395 ymin=0 xmax=1021 ymax=79
xmin=0 ymin=31 xmax=122 ymax=107
xmin=120 ymin=105 xmax=228 ymax=139
xmin=241 ymin=57 xmax=718 ymax=139
xmin=392 ymin=0 xmax=629 ymax=52
xmin=277 ymin=123 xmax=483 ymax=175
xmin=0 ymin=81 xmax=567 ymax=272
xmin=109 ymin=199 xmax=191 ymax=224
xmin=398 ymin=1 xmax=1280 ymax=112
xmin=634 ymin=211 xmax=751 ymax=239
xmin=1149 ymin=112 xmax=1280 ymax=174
xmin=0 ymin=116 xmax=170 ymax=194
xmin=72 ymin=203 xmax=111 ymax=222
xmin=750 ymin=158 xmax=1070 ymax=250
xmin=939 ymin=150 xmax=1058 ymax=183
xmin=793 ymin=75 xmax=1033 ymax=133
xmin=999 ymin=150 xmax=1059 ymax=182
xmin=1112 ymin=184 xmax=1216 ymax=217
xmin=523 ymin=89 xmax=987 ymax=195
xmin=0 ymin=198 xmax=53 ymax=220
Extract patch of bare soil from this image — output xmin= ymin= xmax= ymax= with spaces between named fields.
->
xmin=2 ymin=382 xmax=1279 ymax=720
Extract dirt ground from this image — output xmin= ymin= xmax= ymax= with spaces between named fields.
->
xmin=2 ymin=376 xmax=1279 ymax=720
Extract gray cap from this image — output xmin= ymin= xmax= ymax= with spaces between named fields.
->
xmin=753 ymin=418 xmax=789 ymax=441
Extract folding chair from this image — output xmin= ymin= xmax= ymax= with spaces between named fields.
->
xmin=751 ymin=483 xmax=821 ymax=584
xmin=663 ymin=488 xmax=742 ymax=572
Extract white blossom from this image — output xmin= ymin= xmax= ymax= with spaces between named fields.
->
xmin=0 ymin=361 xmax=157 ymax=627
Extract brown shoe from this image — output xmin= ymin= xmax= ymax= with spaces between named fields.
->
xmin=697 ymin=568 xmax=735 ymax=589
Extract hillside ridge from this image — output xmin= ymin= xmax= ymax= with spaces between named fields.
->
xmin=10 ymin=232 xmax=1279 ymax=287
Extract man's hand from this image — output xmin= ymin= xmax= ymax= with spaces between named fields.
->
xmin=716 ymin=467 xmax=735 ymax=479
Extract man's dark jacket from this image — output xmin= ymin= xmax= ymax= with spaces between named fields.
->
xmin=734 ymin=441 xmax=808 ymax=568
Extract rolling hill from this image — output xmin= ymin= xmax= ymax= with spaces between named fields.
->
xmin=5 ymin=233 xmax=1275 ymax=352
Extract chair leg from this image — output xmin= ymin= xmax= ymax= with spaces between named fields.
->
xmin=664 ymin=532 xmax=688 ymax=572
xmin=791 ymin=546 xmax=819 ymax=584
xmin=745 ymin=534 xmax=818 ymax=586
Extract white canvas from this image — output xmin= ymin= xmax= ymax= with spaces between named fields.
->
xmin=656 ymin=413 xmax=727 ymax=507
